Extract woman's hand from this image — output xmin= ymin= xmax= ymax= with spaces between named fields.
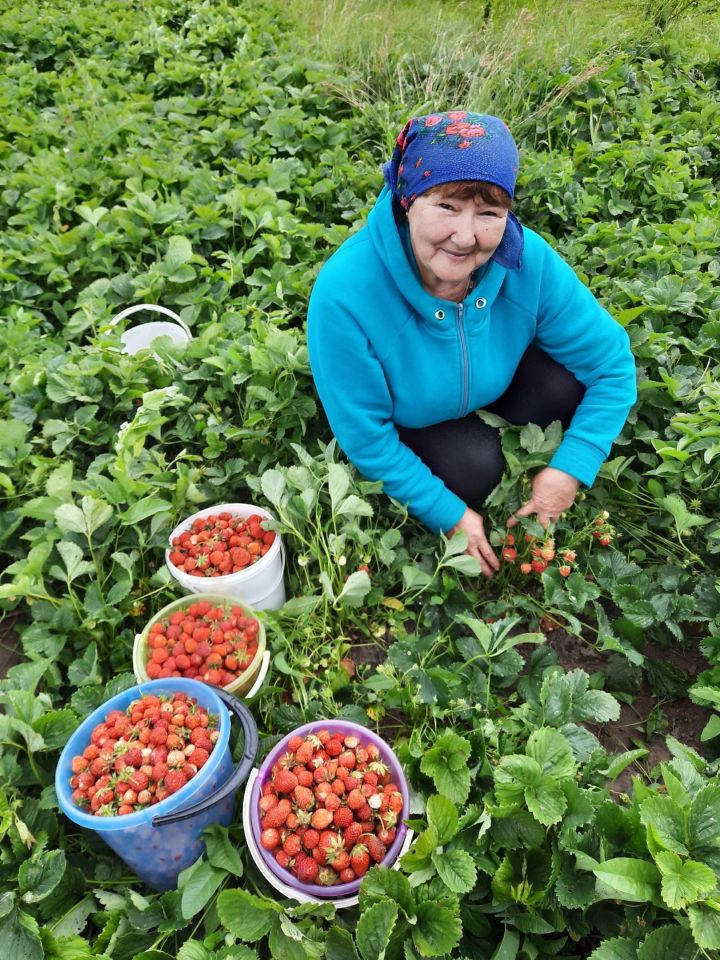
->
xmin=452 ymin=507 xmax=500 ymax=578
xmin=507 ymin=467 xmax=579 ymax=529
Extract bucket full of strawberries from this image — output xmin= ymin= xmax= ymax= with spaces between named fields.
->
xmin=243 ymin=720 xmax=411 ymax=906
xmin=133 ymin=595 xmax=269 ymax=699
xmin=55 ymin=679 xmax=257 ymax=891
xmin=166 ymin=503 xmax=286 ymax=611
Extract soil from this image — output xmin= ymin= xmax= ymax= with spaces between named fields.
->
xmin=0 ymin=612 xmax=23 ymax=679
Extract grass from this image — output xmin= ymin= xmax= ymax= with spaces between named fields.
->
xmin=283 ymin=0 xmax=720 ymax=132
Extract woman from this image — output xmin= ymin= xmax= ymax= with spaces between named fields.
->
xmin=307 ymin=112 xmax=636 ymax=577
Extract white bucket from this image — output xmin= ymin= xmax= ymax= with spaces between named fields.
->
xmin=110 ymin=303 xmax=191 ymax=355
xmin=166 ymin=503 xmax=286 ymax=611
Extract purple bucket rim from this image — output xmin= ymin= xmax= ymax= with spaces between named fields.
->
xmin=250 ymin=719 xmax=409 ymax=898
xmin=55 ymin=678 xmax=231 ymax=832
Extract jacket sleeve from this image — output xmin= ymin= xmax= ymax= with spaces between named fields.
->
xmin=533 ymin=240 xmax=637 ymax=486
xmin=307 ymin=284 xmax=467 ymax=533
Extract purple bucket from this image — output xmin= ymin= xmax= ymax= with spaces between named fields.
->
xmin=248 ymin=719 xmax=410 ymax=899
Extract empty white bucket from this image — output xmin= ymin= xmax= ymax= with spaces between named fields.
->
xmin=166 ymin=503 xmax=286 ymax=611
xmin=110 ymin=303 xmax=191 ymax=355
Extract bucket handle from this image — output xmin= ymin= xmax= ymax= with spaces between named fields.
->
xmin=109 ymin=303 xmax=192 ymax=338
xmin=151 ymin=688 xmax=258 ymax=827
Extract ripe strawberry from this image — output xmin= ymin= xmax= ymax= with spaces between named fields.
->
xmin=362 ymin=833 xmax=387 ymax=863
xmin=274 ymin=770 xmax=298 ymax=794
xmin=324 ymin=793 xmax=341 ymax=813
xmin=343 ymin=821 xmax=363 ymax=848
xmin=558 ymin=565 xmax=572 ymax=577
xmin=275 ymin=850 xmax=292 ymax=869
xmin=310 ymin=808 xmax=334 ymax=830
xmin=283 ymin=833 xmax=302 ymax=856
xmin=531 ymin=558 xmax=547 ymax=574
xmin=296 ymin=856 xmax=319 ymax=884
xmin=520 ymin=562 xmax=532 ymax=574
xmin=294 ymin=785 xmax=315 ymax=811
xmin=329 ymin=849 xmax=350 ymax=873
xmin=350 ymin=844 xmax=370 ymax=877
xmin=347 ymin=788 xmax=365 ymax=810
xmin=339 ymin=867 xmax=356 ymax=883
xmin=599 ymin=535 xmax=612 ymax=547
xmin=260 ymin=793 xmax=278 ymax=814
xmin=333 ymin=807 xmax=354 ymax=830
xmin=303 ymin=828 xmax=320 ymax=850
xmin=324 ymin=738 xmax=342 ymax=757
xmin=501 ymin=547 xmax=517 ymax=562
xmin=338 ymin=751 xmax=356 ymax=769
xmin=294 ymin=740 xmax=314 ymax=764
xmin=263 ymin=798 xmax=291 ymax=829
xmin=164 ymin=769 xmax=188 ymax=794
xmin=261 ymin=828 xmax=280 ymax=850
xmin=317 ymin=830 xmax=344 ymax=865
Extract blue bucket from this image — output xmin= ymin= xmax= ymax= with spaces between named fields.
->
xmin=55 ymin=678 xmax=257 ymax=891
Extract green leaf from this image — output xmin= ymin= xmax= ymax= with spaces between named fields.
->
xmin=336 ymin=494 xmax=373 ymax=518
xmin=701 ymin=715 xmax=720 ymax=742
xmin=0 ymin=904 xmax=43 ymax=960
xmin=400 ymin=826 xmax=438 ymax=872
xmin=526 ymin=728 xmax=576 ymax=780
xmin=359 ymin=866 xmax=416 ymax=919
xmin=601 ymin=749 xmax=649 ymax=781
xmin=180 ymin=861 xmax=225 ymax=919
xmin=327 ymin=463 xmax=351 ymax=511
xmin=164 ymin=235 xmax=194 ymax=272
xmin=177 ymin=944 xmax=211 ymax=960
xmin=356 ymin=900 xmax=398 ymax=960
xmin=636 ymin=924 xmax=694 ymax=960
xmin=81 ymin=496 xmax=113 ymax=535
xmin=56 ymin=541 xmax=95 ymax=583
xmin=412 ymin=901 xmax=461 ymax=957
xmin=325 ymin=927 xmax=361 ymax=960
xmin=593 ymin=858 xmax=661 ymax=902
xmin=639 ymin=795 xmax=688 ymax=855
xmin=337 ymin=571 xmax=372 ymax=608
xmin=121 ymin=499 xmax=172 ymax=525
xmin=54 ymin=504 xmax=86 ymax=534
xmin=688 ymin=901 xmax=720 ymax=949
xmin=655 ymin=851 xmax=716 ymax=909
xmin=688 ymin=784 xmax=720 ymax=856
xmin=443 ymin=554 xmax=483 ymax=575
xmin=525 ymin=776 xmax=567 ymax=826
xmin=431 ymin=848 xmax=477 ymax=893
xmin=490 ymin=927 xmax=520 ymax=960
xmin=216 ymin=889 xmax=279 ymax=941
xmin=420 ymin=731 xmax=472 ymax=804
xmin=588 ymin=937 xmax=637 ymax=960
xmin=425 ymin=795 xmax=458 ymax=845
xmin=18 ymin=850 xmax=66 ymax=903
xmin=204 ymin=825 xmax=243 ymax=877
xmin=261 ymin=469 xmax=286 ymax=507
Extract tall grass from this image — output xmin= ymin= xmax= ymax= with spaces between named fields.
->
xmin=283 ymin=0 xmax=720 ymax=143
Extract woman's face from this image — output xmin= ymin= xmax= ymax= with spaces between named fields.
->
xmin=406 ymin=185 xmax=508 ymax=299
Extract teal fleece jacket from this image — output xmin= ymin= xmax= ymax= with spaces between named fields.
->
xmin=307 ymin=188 xmax=637 ymax=533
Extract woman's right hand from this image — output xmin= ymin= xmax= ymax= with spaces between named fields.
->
xmin=451 ymin=507 xmax=500 ymax=578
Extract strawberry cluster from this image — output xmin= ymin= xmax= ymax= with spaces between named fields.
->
xmin=145 ymin=600 xmax=260 ymax=687
xmin=258 ymin=729 xmax=403 ymax=887
xmin=68 ymin=693 xmax=218 ymax=816
xmin=500 ymin=510 xmax=615 ymax=579
xmin=169 ymin=512 xmax=276 ymax=578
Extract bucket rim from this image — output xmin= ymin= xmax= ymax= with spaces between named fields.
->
xmin=55 ymin=678 xmax=230 ymax=832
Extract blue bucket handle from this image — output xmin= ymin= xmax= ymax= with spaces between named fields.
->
xmin=152 ymin=688 xmax=258 ymax=827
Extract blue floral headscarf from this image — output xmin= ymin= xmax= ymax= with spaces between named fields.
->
xmin=383 ymin=111 xmax=523 ymax=269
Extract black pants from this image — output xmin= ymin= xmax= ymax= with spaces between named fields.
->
xmin=397 ymin=345 xmax=585 ymax=509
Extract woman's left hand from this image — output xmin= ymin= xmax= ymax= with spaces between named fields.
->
xmin=506 ymin=467 xmax=579 ymax=529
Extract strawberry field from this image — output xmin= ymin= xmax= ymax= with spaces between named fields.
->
xmin=1 ymin=0 xmax=720 ymax=957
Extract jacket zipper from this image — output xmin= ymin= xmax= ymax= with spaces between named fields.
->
xmin=457 ymin=302 xmax=469 ymax=417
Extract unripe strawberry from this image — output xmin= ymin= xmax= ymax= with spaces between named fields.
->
xmin=558 ymin=565 xmax=572 ymax=577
